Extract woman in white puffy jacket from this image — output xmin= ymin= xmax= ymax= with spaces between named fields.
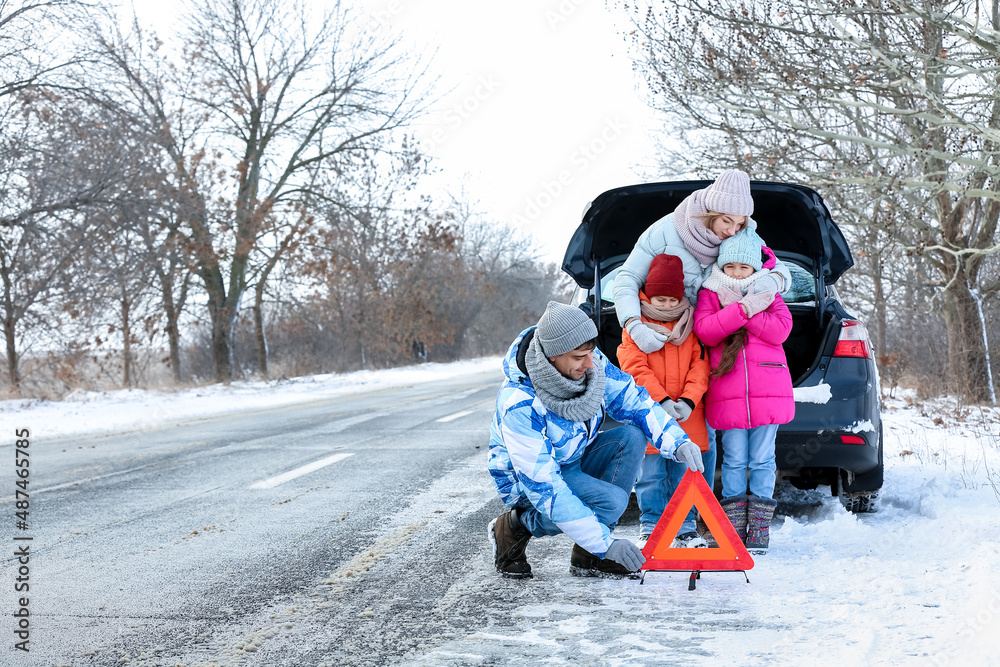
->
xmin=613 ymin=170 xmax=791 ymax=355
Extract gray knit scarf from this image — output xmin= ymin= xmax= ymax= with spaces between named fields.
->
xmin=525 ymin=333 xmax=605 ymax=422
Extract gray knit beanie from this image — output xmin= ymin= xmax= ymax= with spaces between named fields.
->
xmin=536 ymin=301 xmax=598 ymax=357
xmin=717 ymin=229 xmax=766 ymax=271
xmin=703 ymin=169 xmax=754 ymax=217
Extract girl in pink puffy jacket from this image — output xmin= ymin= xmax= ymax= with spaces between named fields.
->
xmin=692 ymin=229 xmax=794 ymax=553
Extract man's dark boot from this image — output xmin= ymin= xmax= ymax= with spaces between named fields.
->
xmin=569 ymin=544 xmax=639 ymax=579
xmin=489 ymin=509 xmax=532 ymax=578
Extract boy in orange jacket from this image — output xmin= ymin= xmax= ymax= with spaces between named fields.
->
xmin=618 ymin=254 xmax=713 ymax=546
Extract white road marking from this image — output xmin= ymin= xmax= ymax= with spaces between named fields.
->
xmin=0 ymin=463 xmax=156 ymax=503
xmin=324 ymin=411 xmax=390 ymax=433
xmin=249 ymin=452 xmax=355 ymax=490
xmin=436 ymin=409 xmax=474 ymax=423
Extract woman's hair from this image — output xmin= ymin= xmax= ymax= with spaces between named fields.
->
xmin=695 ymin=211 xmax=748 ymax=231
xmin=711 ymin=328 xmax=749 ymax=378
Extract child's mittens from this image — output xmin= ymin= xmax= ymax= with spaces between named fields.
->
xmin=740 ymin=290 xmax=776 ymax=317
xmin=673 ymin=441 xmax=705 ymax=473
xmin=626 ymin=319 xmax=669 ymax=353
xmin=716 ymin=285 xmax=743 ymax=307
xmin=750 ymin=271 xmax=785 ymax=295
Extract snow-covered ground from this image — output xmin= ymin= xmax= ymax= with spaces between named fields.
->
xmin=405 ymin=390 xmax=1000 ymax=666
xmin=4 ymin=361 xmax=1000 ymax=664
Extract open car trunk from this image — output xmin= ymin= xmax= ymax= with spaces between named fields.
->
xmin=563 ymin=180 xmax=853 ymax=290
xmin=566 ymin=181 xmax=855 ymax=387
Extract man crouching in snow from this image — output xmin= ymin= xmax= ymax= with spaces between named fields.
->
xmin=488 ymin=301 xmax=704 ymax=579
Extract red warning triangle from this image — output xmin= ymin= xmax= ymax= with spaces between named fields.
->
xmin=641 ymin=468 xmax=754 ymax=572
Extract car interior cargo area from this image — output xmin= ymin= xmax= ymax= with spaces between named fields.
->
xmin=784 ymin=306 xmax=829 ymax=384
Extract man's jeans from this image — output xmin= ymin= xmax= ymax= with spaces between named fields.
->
xmin=636 ymin=420 xmax=717 ymax=535
xmin=518 ymin=425 xmax=645 ymax=539
xmin=720 ymin=424 xmax=779 ymax=499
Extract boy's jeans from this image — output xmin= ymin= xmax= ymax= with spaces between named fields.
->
xmin=636 ymin=421 xmax=717 ymax=535
xmin=720 ymin=424 xmax=779 ymax=499
xmin=518 ymin=425 xmax=645 ymax=540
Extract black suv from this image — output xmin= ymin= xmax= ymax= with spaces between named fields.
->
xmin=562 ymin=180 xmax=882 ymax=512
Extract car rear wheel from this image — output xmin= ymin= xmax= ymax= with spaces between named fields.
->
xmin=837 ymin=424 xmax=883 ymax=513
xmin=838 ymin=486 xmax=879 ymax=513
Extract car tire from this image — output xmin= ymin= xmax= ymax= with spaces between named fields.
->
xmin=838 ymin=488 xmax=879 ymax=513
xmin=837 ymin=423 xmax=883 ymax=513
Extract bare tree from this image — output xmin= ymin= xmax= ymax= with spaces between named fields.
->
xmin=89 ymin=0 xmax=433 ymax=383
xmin=450 ymin=195 xmax=573 ymax=356
xmin=138 ymin=206 xmax=194 ymax=384
xmin=625 ymin=0 xmax=1000 ymax=402
xmin=0 ymin=0 xmax=82 ymax=99
xmin=0 ymin=92 xmax=135 ymax=395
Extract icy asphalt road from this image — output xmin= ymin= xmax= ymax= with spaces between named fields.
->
xmin=3 ymin=370 xmax=513 ymax=666
xmin=4 ymin=373 xmax=999 ymax=667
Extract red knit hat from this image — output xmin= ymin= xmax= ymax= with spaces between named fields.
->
xmin=644 ymin=254 xmax=685 ymax=299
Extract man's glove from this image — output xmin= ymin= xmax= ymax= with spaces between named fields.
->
xmin=673 ymin=441 xmax=705 ymax=472
xmin=740 ymin=290 xmax=775 ymax=318
xmin=672 ymin=399 xmax=693 ymax=422
xmin=716 ymin=285 xmax=743 ymax=307
xmin=604 ymin=539 xmax=646 ymax=572
xmin=659 ymin=398 xmax=682 ymax=420
xmin=626 ymin=319 xmax=669 ymax=354
xmin=750 ymin=272 xmax=784 ymax=295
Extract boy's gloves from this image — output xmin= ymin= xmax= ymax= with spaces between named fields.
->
xmin=716 ymin=285 xmax=743 ymax=307
xmin=626 ymin=319 xmax=669 ymax=353
xmin=674 ymin=441 xmax=705 ymax=472
xmin=740 ymin=290 xmax=775 ymax=318
xmin=659 ymin=398 xmax=682 ymax=420
xmin=672 ymin=399 xmax=694 ymax=422
xmin=604 ymin=539 xmax=646 ymax=571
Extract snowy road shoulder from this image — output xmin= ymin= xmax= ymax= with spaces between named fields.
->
xmin=0 ymin=357 xmax=502 ymax=441
xmin=402 ymin=392 xmax=1000 ymax=666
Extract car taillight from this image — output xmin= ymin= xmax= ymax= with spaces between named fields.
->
xmin=833 ymin=319 xmax=873 ymax=359
xmin=840 ymin=435 xmax=867 ymax=445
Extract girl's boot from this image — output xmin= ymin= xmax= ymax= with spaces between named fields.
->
xmin=746 ymin=496 xmax=777 ymax=554
xmin=720 ymin=494 xmax=749 ymax=542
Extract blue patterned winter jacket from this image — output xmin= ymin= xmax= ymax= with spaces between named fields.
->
xmin=488 ymin=327 xmax=691 ymax=557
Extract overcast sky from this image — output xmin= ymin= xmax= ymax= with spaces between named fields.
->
xmin=132 ymin=0 xmax=665 ymax=264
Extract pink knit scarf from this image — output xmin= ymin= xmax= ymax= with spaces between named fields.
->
xmin=672 ymin=190 xmax=723 ymax=265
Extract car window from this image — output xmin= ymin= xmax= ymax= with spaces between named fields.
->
xmin=785 ymin=262 xmax=816 ymax=303
xmin=599 ymin=266 xmax=622 ymax=303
